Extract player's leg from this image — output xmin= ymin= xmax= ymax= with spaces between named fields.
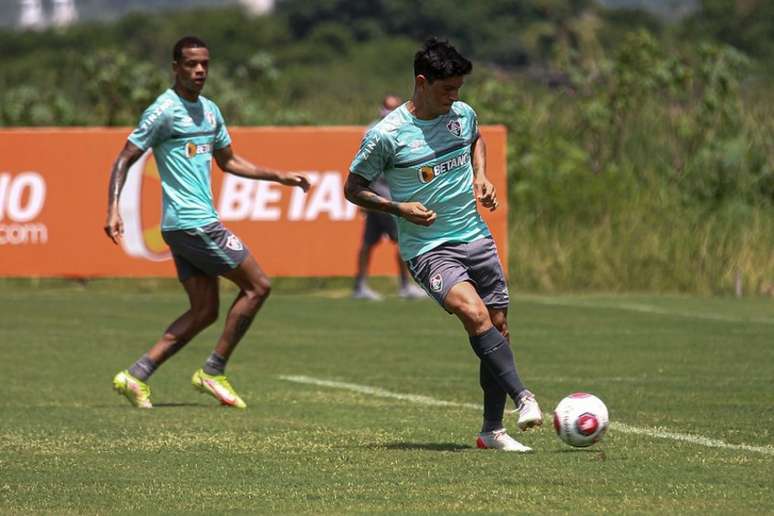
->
xmin=444 ymin=285 xmax=534 ymax=452
xmin=406 ymin=243 xmax=531 ymax=450
xmin=191 ymin=253 xmax=270 ymax=408
xmin=217 ymin=253 xmax=271 ymax=359
xmin=479 ymin=308 xmax=508 ymax=433
xmin=113 ymin=260 xmax=219 ymax=408
xmin=147 ymin=274 xmax=220 ymax=364
xmin=469 ymin=236 xmax=542 ymax=430
xmin=353 ymin=212 xmax=383 ymax=300
xmin=487 ymin=308 xmax=542 ymax=430
xmin=444 ymin=281 xmax=528 ymax=401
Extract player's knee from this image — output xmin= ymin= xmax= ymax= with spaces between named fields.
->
xmin=197 ymin=306 xmax=219 ymax=328
xmin=245 ymin=276 xmax=271 ymax=305
xmin=494 ymin=320 xmax=509 ymax=339
xmin=457 ymin=302 xmax=489 ymax=332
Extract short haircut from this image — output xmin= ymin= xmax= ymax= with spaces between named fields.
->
xmin=414 ymin=37 xmax=472 ymax=83
xmin=173 ymin=36 xmax=208 ymax=61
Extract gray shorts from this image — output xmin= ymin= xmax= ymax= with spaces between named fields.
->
xmin=363 ymin=211 xmax=398 ymax=246
xmin=406 ymin=237 xmax=509 ymax=312
xmin=162 ymin=221 xmax=249 ymax=282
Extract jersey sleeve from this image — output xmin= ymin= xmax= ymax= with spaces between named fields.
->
xmin=212 ymin=103 xmax=232 ymax=150
xmin=465 ymin=103 xmax=480 ymax=142
xmin=128 ymin=99 xmax=173 ymax=151
xmin=349 ymin=127 xmax=392 ymax=182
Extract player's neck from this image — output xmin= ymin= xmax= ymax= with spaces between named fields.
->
xmin=408 ymin=97 xmax=441 ymax=121
xmin=174 ymin=83 xmax=200 ymax=103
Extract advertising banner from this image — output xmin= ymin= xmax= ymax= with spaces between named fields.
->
xmin=0 ymin=126 xmax=507 ymax=277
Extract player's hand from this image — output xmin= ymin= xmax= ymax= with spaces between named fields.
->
xmin=104 ymin=209 xmax=124 ymax=245
xmin=279 ymin=172 xmax=311 ymax=192
xmin=474 ymin=177 xmax=498 ymax=211
xmin=398 ymin=202 xmax=436 ymax=226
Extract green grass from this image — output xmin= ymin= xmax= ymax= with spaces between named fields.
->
xmin=1 ymin=281 xmax=772 ymax=514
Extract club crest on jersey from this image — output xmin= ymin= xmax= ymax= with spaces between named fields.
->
xmin=185 ymin=142 xmax=213 ymax=158
xmin=225 ymin=234 xmax=243 ymax=251
xmin=430 ymin=273 xmax=443 ymax=292
xmin=446 ymin=118 xmax=462 ymax=137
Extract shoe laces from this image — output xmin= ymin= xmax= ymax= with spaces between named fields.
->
xmin=517 ymin=391 xmax=535 ymax=412
xmin=490 ymin=429 xmax=509 ymax=441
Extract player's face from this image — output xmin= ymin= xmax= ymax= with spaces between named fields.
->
xmin=173 ymin=47 xmax=209 ymax=94
xmin=424 ymin=75 xmax=464 ymax=116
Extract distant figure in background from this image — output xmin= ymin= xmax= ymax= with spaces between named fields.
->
xmin=353 ymin=95 xmax=427 ymax=301
xmin=104 ymin=36 xmax=309 ymax=409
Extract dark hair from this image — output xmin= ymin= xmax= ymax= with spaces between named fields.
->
xmin=173 ymin=36 xmax=208 ymax=61
xmin=413 ymin=37 xmax=472 ymax=83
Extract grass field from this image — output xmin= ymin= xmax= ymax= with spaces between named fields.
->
xmin=1 ymin=280 xmax=772 ymax=514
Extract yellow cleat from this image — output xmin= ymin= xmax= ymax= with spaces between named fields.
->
xmin=192 ymin=369 xmax=246 ymax=409
xmin=112 ymin=370 xmax=152 ymax=408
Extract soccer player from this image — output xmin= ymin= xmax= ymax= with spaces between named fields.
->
xmin=104 ymin=36 xmax=310 ymax=409
xmin=344 ymin=38 xmax=542 ymax=451
xmin=353 ymin=94 xmax=426 ymax=301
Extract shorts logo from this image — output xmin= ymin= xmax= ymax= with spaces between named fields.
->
xmin=418 ymin=166 xmax=435 ymax=184
xmin=430 ymin=273 xmax=443 ymax=292
xmin=446 ymin=119 xmax=462 ymax=137
xmin=186 ymin=142 xmax=213 ymax=158
xmin=225 ymin=234 xmax=243 ymax=251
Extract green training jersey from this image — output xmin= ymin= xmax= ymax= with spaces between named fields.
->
xmin=128 ymin=88 xmax=231 ymax=231
xmin=349 ymin=101 xmax=490 ymax=260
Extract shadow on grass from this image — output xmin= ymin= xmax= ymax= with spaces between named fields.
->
xmin=152 ymin=402 xmax=210 ymax=408
xmin=382 ymin=442 xmax=473 ymax=452
xmin=552 ymin=448 xmax=608 ymax=460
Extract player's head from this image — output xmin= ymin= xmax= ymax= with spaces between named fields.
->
xmin=380 ymin=95 xmax=402 ymax=118
xmin=413 ymin=38 xmax=472 ymax=116
xmin=172 ymin=36 xmax=209 ymax=96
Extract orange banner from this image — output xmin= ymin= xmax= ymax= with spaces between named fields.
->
xmin=0 ymin=127 xmax=507 ymax=277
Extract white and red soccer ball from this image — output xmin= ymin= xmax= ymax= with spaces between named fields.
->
xmin=553 ymin=393 xmax=609 ymax=448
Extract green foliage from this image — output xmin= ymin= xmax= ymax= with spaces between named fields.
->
xmin=467 ymin=28 xmax=773 ymax=294
xmin=0 ymin=3 xmax=772 ymax=293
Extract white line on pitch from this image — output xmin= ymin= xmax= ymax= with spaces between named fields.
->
xmin=511 ymin=295 xmax=774 ymax=325
xmin=278 ymin=374 xmax=774 ymax=457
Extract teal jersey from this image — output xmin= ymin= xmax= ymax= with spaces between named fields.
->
xmin=349 ymin=101 xmax=490 ymax=260
xmin=128 ymin=88 xmax=231 ymax=231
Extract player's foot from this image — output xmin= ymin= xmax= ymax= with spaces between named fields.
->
xmin=352 ymin=285 xmax=383 ymax=301
xmin=192 ymin=369 xmax=247 ymax=408
xmin=112 ymin=370 xmax=152 ymax=408
xmin=398 ymin=284 xmax=427 ymax=299
xmin=517 ymin=390 xmax=543 ymax=431
xmin=476 ymin=429 xmax=532 ymax=452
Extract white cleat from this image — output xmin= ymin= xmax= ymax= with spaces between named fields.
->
xmin=517 ymin=391 xmax=544 ymax=431
xmin=476 ymin=429 xmax=532 ymax=452
xmin=398 ymin=284 xmax=428 ymax=299
xmin=352 ymin=286 xmax=383 ymax=301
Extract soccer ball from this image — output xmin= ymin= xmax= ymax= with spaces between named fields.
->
xmin=553 ymin=393 xmax=609 ymax=448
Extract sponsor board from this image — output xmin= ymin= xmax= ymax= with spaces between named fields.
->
xmin=0 ymin=126 xmax=507 ymax=277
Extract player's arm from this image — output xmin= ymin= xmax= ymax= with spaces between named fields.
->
xmin=344 ymin=172 xmax=436 ymax=227
xmin=471 ymin=135 xmax=498 ymax=211
xmin=213 ymin=145 xmax=310 ymax=191
xmin=104 ymin=141 xmax=145 ymax=244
